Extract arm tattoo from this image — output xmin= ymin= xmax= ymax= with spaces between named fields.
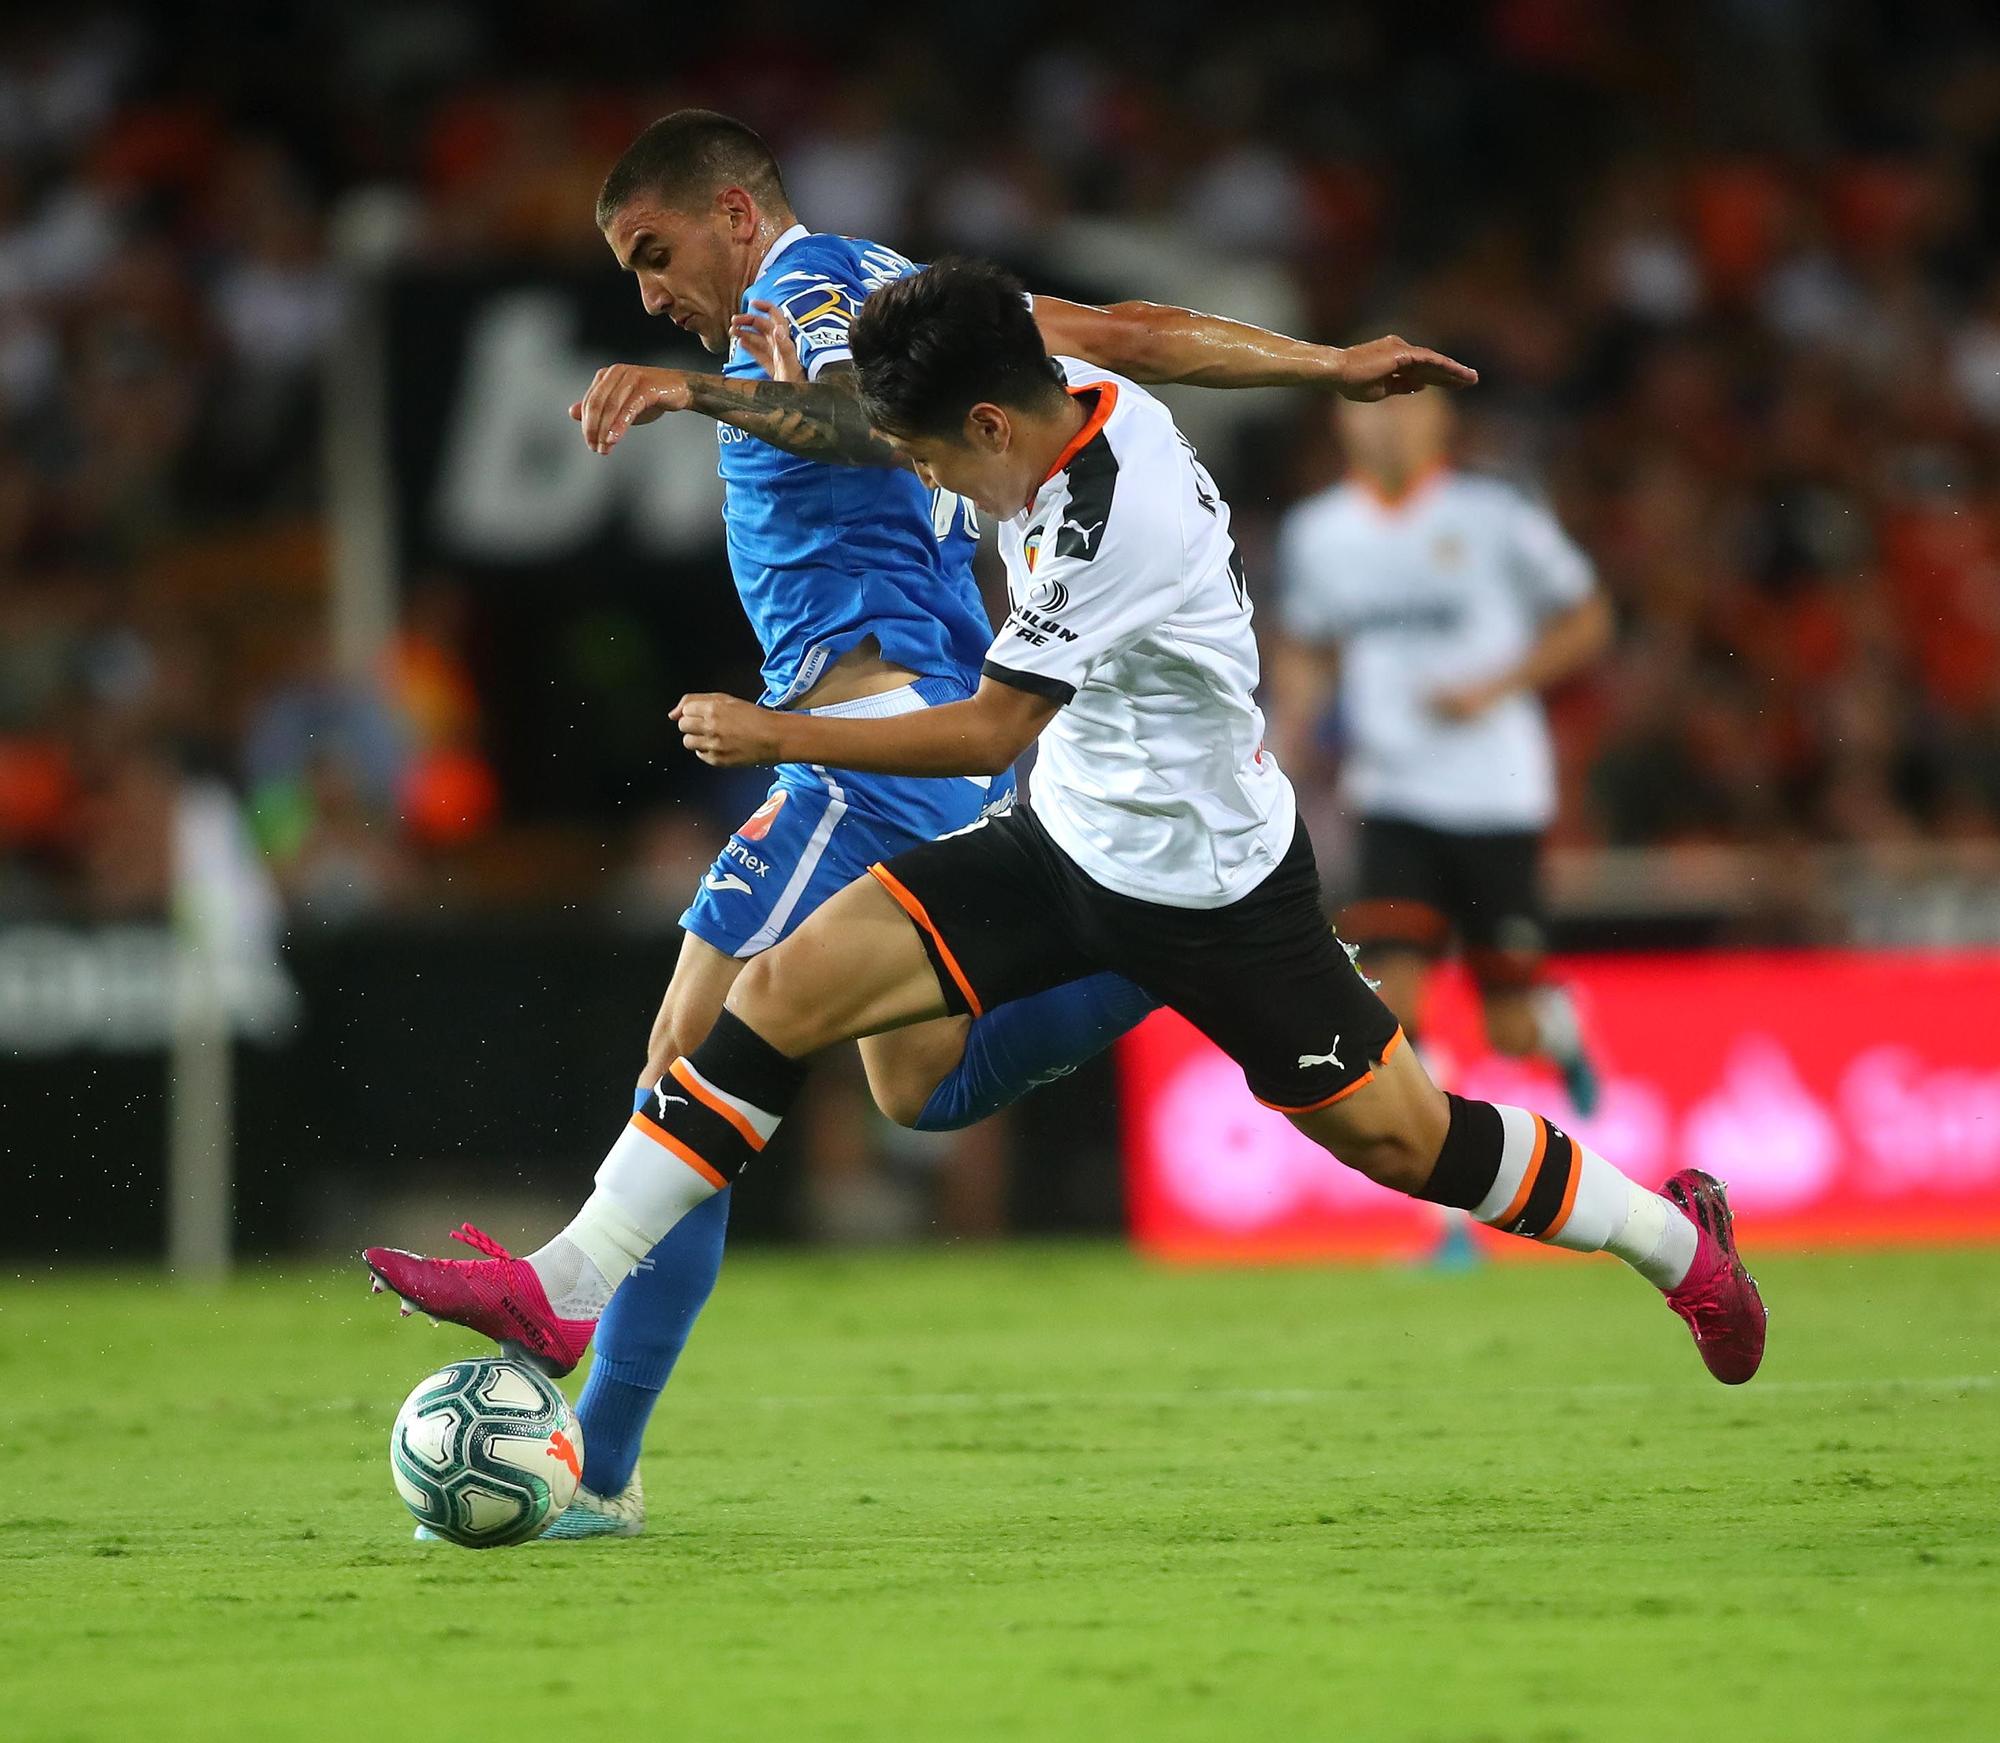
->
xmin=683 ymin=366 xmax=905 ymax=469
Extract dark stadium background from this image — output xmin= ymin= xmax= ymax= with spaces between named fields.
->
xmin=6 ymin=0 xmax=2000 ymax=1259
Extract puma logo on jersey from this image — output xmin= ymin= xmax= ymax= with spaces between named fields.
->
xmin=1059 ymin=517 xmax=1103 ymax=545
xmin=1297 ymin=1037 xmax=1344 ymax=1071
xmin=704 ymin=872 xmax=754 ymax=896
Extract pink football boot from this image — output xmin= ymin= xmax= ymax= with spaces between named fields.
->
xmin=364 ymin=1225 xmax=597 ymax=1378
xmin=1660 ymin=1170 xmax=1767 ymax=1384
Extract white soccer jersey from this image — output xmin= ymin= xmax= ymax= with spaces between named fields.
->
xmin=1276 ymin=469 xmax=1596 ymax=832
xmin=985 ymin=359 xmax=1296 ymax=909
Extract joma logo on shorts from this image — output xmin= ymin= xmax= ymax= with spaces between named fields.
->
xmin=724 ymin=841 xmax=772 ymax=875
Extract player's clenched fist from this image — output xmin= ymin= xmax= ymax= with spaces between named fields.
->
xmin=570 ymin=364 xmax=696 ymax=453
xmin=672 ymin=693 xmax=784 ymax=767
xmin=728 ymin=299 xmax=805 ymax=382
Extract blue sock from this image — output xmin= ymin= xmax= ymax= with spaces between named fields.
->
xmin=571 ymin=1087 xmax=732 ymax=1496
xmin=915 ymin=971 xmax=1158 ymax=1132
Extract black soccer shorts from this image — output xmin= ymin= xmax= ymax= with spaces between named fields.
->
xmin=1340 ymin=815 xmax=1546 ymax=988
xmin=868 ymin=805 xmax=1402 ymax=1111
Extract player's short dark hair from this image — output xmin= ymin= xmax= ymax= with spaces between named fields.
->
xmin=596 ymin=110 xmax=788 ymax=226
xmin=851 ymin=258 xmax=1068 ymax=441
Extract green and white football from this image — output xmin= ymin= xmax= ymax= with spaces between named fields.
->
xmin=389 ymin=1358 xmax=582 ymax=1548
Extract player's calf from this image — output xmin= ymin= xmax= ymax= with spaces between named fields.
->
xmin=864 ymin=972 xmax=1160 ymax=1132
xmin=1289 ymin=1035 xmax=1448 ymax=1195
xmin=1293 ymin=1044 xmax=1765 ymax=1382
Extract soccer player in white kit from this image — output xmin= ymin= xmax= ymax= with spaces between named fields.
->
xmin=367 ymin=261 xmax=1767 ymax=1391
xmin=1271 ymin=388 xmax=1612 ymax=1115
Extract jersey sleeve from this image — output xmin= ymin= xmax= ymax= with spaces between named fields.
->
xmin=1506 ymin=493 xmax=1596 ymax=612
xmin=982 ymin=518 xmax=1184 ymax=705
xmin=1274 ymin=506 xmax=1348 ymax=642
xmin=769 ymin=266 xmax=867 ymax=381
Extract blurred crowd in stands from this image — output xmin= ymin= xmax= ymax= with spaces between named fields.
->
xmin=3 ymin=1 xmax=2000 ymax=931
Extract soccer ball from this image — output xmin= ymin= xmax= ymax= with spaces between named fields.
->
xmin=389 ymin=1358 xmax=582 ymax=1548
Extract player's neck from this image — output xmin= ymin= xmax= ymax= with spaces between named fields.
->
xmin=1357 ymin=457 xmax=1447 ymax=509
xmin=737 ymin=209 xmax=802 ymax=299
xmin=1012 ymin=395 xmax=1091 ymax=513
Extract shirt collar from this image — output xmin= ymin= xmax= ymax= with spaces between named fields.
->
xmin=756 ymin=223 xmax=812 ymax=279
xmin=1019 ymin=382 xmax=1119 ymax=522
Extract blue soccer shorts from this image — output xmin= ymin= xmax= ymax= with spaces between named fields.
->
xmin=679 ymin=676 xmax=1016 ymax=960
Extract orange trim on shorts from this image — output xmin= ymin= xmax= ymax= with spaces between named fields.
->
xmin=669 ymin=1057 xmax=766 ymax=1153
xmin=1494 ymin=1111 xmax=1549 ymax=1228
xmin=1040 ymin=382 xmax=1120 ymax=485
xmin=867 ymin=862 xmax=984 ymax=1019
xmin=629 ymin=1112 xmax=729 ymax=1191
xmin=1257 ymin=1026 xmax=1406 ymax=1115
xmin=1541 ymin=1142 xmax=1583 ymax=1243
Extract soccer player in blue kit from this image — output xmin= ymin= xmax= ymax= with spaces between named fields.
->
xmin=451 ymin=109 xmax=1478 ymax=1539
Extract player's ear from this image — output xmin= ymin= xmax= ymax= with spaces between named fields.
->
xmin=716 ymin=185 xmax=756 ymax=240
xmin=966 ymin=403 xmax=1010 ymax=451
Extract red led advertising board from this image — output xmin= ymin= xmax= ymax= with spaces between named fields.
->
xmin=1120 ymin=950 xmax=2000 ymax=1261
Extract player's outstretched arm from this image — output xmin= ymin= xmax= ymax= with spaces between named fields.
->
xmin=673 ymin=678 xmax=1057 ymax=778
xmin=569 ymin=358 xmax=907 ymax=468
xmin=1030 ymin=297 xmax=1479 ymax=400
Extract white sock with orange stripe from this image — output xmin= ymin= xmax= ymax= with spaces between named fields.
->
xmin=1463 ymin=1102 xmax=1697 ymax=1288
xmin=527 ymin=1011 xmax=807 ymax=1318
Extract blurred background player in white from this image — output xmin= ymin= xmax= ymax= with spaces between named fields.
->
xmin=1271 ymin=385 xmax=1613 ymax=1138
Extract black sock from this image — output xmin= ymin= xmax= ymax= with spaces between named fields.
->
xmin=1415 ymin=1092 xmax=1505 ymax=1210
xmin=639 ymin=1009 xmax=810 ymax=1183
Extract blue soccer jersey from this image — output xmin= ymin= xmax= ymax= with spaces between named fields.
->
xmin=718 ymin=226 xmax=989 ymax=707
xmin=682 ymin=227 xmax=1011 ymax=960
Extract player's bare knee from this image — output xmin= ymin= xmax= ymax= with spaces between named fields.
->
xmin=1292 ymin=1046 xmax=1450 ymax=1194
xmin=859 ymin=1018 xmax=973 ymax=1130
xmin=1338 ymin=1106 xmax=1447 ymax=1194
xmin=870 ymin=1071 xmax=933 ymax=1130
xmin=727 ymin=949 xmax=836 ymax=1057
xmin=727 ymin=951 xmax=790 ymax=1036
xmin=868 ymin=1033 xmax=962 ymax=1126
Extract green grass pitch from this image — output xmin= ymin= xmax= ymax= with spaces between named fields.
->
xmin=5 ymin=1244 xmax=1998 ymax=1741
